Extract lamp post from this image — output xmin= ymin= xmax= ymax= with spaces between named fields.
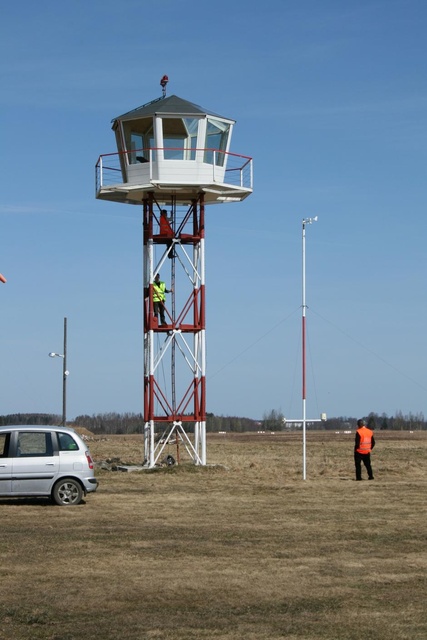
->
xmin=49 ymin=317 xmax=68 ymax=426
xmin=302 ymin=217 xmax=318 ymax=480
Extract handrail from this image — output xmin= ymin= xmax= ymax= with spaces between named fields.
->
xmin=96 ymin=147 xmax=253 ymax=192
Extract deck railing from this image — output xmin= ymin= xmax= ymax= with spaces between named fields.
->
xmin=96 ymin=148 xmax=253 ymax=192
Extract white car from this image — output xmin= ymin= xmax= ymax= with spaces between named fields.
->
xmin=0 ymin=425 xmax=98 ymax=505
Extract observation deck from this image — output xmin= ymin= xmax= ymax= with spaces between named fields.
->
xmin=96 ymin=147 xmax=252 ymax=206
xmin=95 ymin=94 xmax=253 ymax=206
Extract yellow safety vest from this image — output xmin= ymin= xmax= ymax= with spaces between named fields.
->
xmin=153 ymin=281 xmax=166 ymax=303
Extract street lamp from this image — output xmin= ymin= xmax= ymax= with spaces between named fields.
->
xmin=49 ymin=317 xmax=68 ymax=426
xmin=302 ymin=216 xmax=318 ymax=480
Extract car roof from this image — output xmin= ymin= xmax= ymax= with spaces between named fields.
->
xmin=0 ymin=425 xmax=78 ymax=435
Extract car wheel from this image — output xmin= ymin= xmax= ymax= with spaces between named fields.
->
xmin=52 ymin=478 xmax=83 ymax=506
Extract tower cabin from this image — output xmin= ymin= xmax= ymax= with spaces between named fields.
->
xmin=95 ymin=94 xmax=253 ymax=206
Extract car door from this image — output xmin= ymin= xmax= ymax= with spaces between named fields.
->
xmin=0 ymin=432 xmax=12 ymax=494
xmin=57 ymin=431 xmax=83 ymax=473
xmin=12 ymin=430 xmax=59 ymax=495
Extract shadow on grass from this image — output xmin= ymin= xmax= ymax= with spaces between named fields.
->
xmin=0 ymin=497 xmax=88 ymax=507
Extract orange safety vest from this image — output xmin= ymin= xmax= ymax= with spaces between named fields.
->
xmin=159 ymin=215 xmax=173 ymax=236
xmin=356 ymin=427 xmax=374 ymax=454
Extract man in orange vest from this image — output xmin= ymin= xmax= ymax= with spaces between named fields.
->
xmin=354 ymin=418 xmax=375 ymax=481
xmin=159 ymin=210 xmax=173 ymax=237
xmin=159 ymin=210 xmax=175 ymax=258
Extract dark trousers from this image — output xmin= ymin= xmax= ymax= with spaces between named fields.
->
xmin=354 ymin=452 xmax=374 ymax=480
xmin=154 ymin=301 xmax=166 ymax=324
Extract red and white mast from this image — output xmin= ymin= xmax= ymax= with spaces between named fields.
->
xmin=302 ymin=216 xmax=318 ymax=480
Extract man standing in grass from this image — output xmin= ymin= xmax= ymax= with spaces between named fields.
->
xmin=354 ymin=418 xmax=375 ymax=481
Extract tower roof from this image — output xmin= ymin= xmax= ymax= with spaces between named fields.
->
xmin=112 ymin=94 xmax=233 ymax=123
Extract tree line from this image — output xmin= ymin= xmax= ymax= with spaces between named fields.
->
xmin=262 ymin=409 xmax=426 ymax=432
xmin=0 ymin=410 xmax=425 ymax=434
xmin=0 ymin=412 xmax=260 ymax=433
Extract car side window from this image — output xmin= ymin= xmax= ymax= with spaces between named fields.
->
xmin=16 ymin=432 xmax=53 ymax=457
xmin=58 ymin=433 xmax=79 ymax=451
xmin=0 ymin=433 xmax=10 ymax=457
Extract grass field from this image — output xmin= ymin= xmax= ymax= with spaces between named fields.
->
xmin=0 ymin=430 xmax=426 ymax=639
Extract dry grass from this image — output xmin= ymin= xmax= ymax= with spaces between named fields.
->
xmin=0 ymin=430 xmax=426 ymax=639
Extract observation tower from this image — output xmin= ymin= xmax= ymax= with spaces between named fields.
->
xmin=96 ymin=78 xmax=253 ymax=467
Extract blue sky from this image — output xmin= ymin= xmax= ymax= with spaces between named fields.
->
xmin=1 ymin=0 xmax=426 ymax=422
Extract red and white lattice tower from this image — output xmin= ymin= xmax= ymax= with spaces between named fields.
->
xmin=96 ymin=85 xmax=252 ymax=467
